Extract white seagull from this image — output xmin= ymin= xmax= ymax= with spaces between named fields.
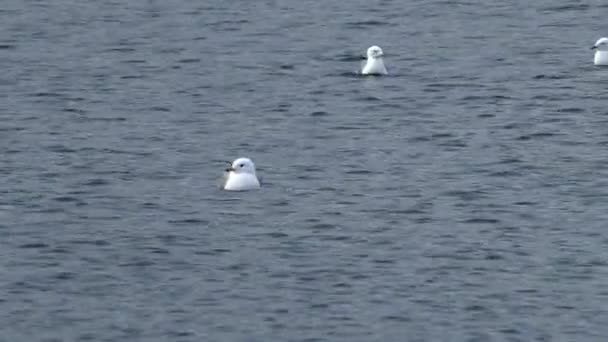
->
xmin=592 ymin=37 xmax=608 ymax=66
xmin=223 ymin=158 xmax=261 ymax=191
xmin=361 ymin=45 xmax=388 ymax=75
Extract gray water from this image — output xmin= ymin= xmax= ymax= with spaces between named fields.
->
xmin=2 ymin=0 xmax=608 ymax=341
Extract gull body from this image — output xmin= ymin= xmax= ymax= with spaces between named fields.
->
xmin=362 ymin=45 xmax=388 ymax=75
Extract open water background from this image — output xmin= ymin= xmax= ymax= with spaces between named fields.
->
xmin=2 ymin=0 xmax=608 ymax=340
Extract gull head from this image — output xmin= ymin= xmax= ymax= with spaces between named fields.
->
xmin=592 ymin=37 xmax=608 ymax=51
xmin=226 ymin=158 xmax=257 ymax=175
xmin=367 ymin=45 xmax=384 ymax=59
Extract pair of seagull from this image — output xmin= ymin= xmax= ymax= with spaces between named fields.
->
xmin=358 ymin=38 xmax=608 ymax=75
xmin=359 ymin=40 xmax=608 ymax=70
xmin=223 ymin=46 xmax=387 ymax=191
xmin=359 ymin=39 xmax=608 ymax=73
xmin=362 ymin=40 xmax=608 ymax=68
xmin=362 ymin=40 xmax=608 ymax=69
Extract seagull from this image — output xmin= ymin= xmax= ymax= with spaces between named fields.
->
xmin=591 ymin=37 xmax=608 ymax=66
xmin=223 ymin=158 xmax=261 ymax=191
xmin=361 ymin=45 xmax=388 ymax=75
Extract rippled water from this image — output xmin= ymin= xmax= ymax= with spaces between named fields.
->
xmin=2 ymin=0 xmax=608 ymax=340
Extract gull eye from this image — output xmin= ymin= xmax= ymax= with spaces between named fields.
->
xmin=240 ymin=163 xmax=244 ymax=167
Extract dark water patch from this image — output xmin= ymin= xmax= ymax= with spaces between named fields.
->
xmin=195 ymin=248 xmax=231 ymax=256
xmin=442 ymin=190 xmax=487 ymax=201
xmin=531 ymin=94 xmax=562 ymax=101
xmin=106 ymin=47 xmax=136 ymax=52
xmin=120 ymin=75 xmax=144 ymax=79
xmin=264 ymin=232 xmax=289 ymax=238
xmin=269 ymin=107 xmax=289 ymax=116
xmin=462 ymin=217 xmax=500 ymax=224
xmin=408 ymin=135 xmax=432 ymax=143
xmin=19 ymin=243 xmax=49 ymax=249
xmin=516 ymin=131 xmax=559 ymax=140
xmin=316 ymin=234 xmax=350 ymax=241
xmin=63 ymin=107 xmax=86 ymax=114
xmin=308 ymin=89 xmax=325 ymax=95
xmin=81 ymin=179 xmax=110 ymax=186
xmin=484 ymin=253 xmax=503 ymax=260
xmin=125 ymin=59 xmax=147 ymax=64
xmin=29 ymin=92 xmax=62 ymax=98
xmin=54 ymin=272 xmax=75 ymax=280
xmin=331 ymin=125 xmax=366 ymax=131
xmin=462 ymin=95 xmax=487 ymax=101
xmin=514 ymin=201 xmax=538 ymax=206
xmin=214 ymin=19 xmax=250 ymax=26
xmin=168 ymin=330 xmax=196 ymax=338
xmin=378 ymin=102 xmax=403 ymax=109
xmin=357 ymin=95 xmax=381 ymax=102
xmin=308 ymin=223 xmax=336 ymax=230
xmin=140 ymin=202 xmax=161 ymax=209
xmin=381 ymin=315 xmax=410 ymax=322
xmin=431 ymin=132 xmax=455 ymax=139
xmin=148 ymin=247 xmax=170 ymax=254
xmin=167 ymin=218 xmax=209 ymax=225
xmin=0 ymin=125 xmax=25 ymax=132
xmin=556 ymin=107 xmax=585 ymax=113
xmin=438 ymin=139 xmax=467 ymax=148
xmin=497 ymin=158 xmax=523 ymax=165
xmin=533 ymin=74 xmax=568 ymax=80
xmin=542 ymin=4 xmax=589 ymax=12
xmin=344 ymin=20 xmax=388 ymax=28
xmin=77 ymin=116 xmax=127 ymax=122
xmin=148 ymin=106 xmax=171 ymax=112
xmin=177 ymin=58 xmax=200 ymax=64
xmin=119 ymin=259 xmax=155 ymax=267
xmin=464 ymin=304 xmax=489 ymax=313
xmin=500 ymin=122 xmax=530 ymax=130
xmin=344 ymin=169 xmax=372 ymax=175
xmin=159 ymin=47 xmax=186 ymax=54
xmin=488 ymin=170 xmax=521 ymax=177
xmin=49 ymin=193 xmax=77 ymax=203
xmin=68 ymin=239 xmax=111 ymax=246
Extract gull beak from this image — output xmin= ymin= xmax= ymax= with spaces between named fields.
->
xmin=225 ymin=167 xmax=235 ymax=172
xmin=591 ymin=46 xmax=597 ymax=50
